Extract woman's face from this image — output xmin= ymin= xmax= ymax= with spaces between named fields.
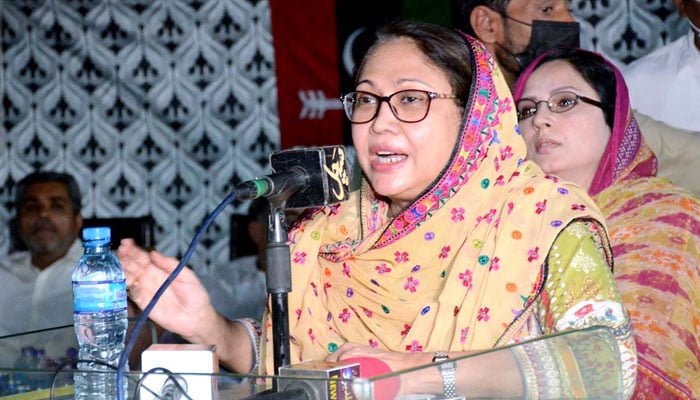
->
xmin=352 ymin=38 xmax=462 ymax=215
xmin=518 ymin=60 xmax=611 ymax=191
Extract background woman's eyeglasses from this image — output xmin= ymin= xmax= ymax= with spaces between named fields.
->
xmin=516 ymin=91 xmax=604 ymax=121
xmin=340 ymin=90 xmax=456 ymax=124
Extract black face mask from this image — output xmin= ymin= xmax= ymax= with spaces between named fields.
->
xmin=505 ymin=18 xmax=581 ymax=70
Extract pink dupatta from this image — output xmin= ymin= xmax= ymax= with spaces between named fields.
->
xmin=515 ymin=49 xmax=700 ymax=399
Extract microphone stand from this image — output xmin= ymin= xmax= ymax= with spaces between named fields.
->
xmin=264 ymin=199 xmax=292 ymax=386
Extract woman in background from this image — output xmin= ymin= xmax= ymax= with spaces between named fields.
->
xmin=514 ymin=47 xmax=700 ymax=399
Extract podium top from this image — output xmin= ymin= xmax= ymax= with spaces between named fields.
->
xmin=0 ymin=325 xmax=624 ymax=399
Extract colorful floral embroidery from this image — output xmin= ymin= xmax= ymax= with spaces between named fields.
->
xmin=375 ymin=262 xmax=391 ymax=274
xmin=439 ymin=246 xmax=451 ymax=259
xmin=476 ymin=209 xmax=497 ymax=225
xmin=460 ymin=327 xmax=470 ymax=344
xmin=338 ymin=308 xmax=351 ymax=323
xmin=490 ymin=257 xmax=501 ymax=271
xmin=451 ymin=207 xmax=465 ymax=221
xmin=459 ymin=270 xmax=473 ymax=289
xmin=394 ymin=251 xmax=409 ymax=263
xmin=527 ymin=247 xmax=540 ymax=262
xmin=404 ymin=277 xmax=420 ymax=293
xmin=477 ymin=307 xmax=490 ymax=322
xmin=293 ymin=251 xmax=307 ymax=264
xmin=501 ymin=145 xmax=514 ymax=160
xmin=405 ymin=340 xmax=423 ymax=353
xmin=536 ymin=199 xmax=547 ymax=214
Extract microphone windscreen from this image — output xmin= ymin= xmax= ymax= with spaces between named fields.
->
xmin=270 ymin=145 xmax=350 ymax=208
xmin=342 ymin=357 xmax=399 ymax=400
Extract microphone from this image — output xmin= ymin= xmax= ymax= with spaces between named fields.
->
xmin=342 ymin=357 xmax=399 ymax=400
xmin=240 ymin=357 xmax=399 ymax=400
xmin=234 ymin=145 xmax=351 ymax=208
xmin=277 ymin=360 xmax=360 ymax=399
xmin=273 ymin=358 xmax=399 ymax=400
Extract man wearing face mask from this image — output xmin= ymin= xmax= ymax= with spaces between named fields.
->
xmin=452 ymin=0 xmax=579 ymax=88
xmin=452 ymin=0 xmax=700 ymax=198
xmin=623 ymin=0 xmax=700 ymax=132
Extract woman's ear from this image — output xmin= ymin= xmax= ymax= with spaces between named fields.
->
xmin=470 ymin=5 xmax=505 ymax=44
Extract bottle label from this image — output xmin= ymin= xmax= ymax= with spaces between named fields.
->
xmin=72 ymin=280 xmax=127 ymax=313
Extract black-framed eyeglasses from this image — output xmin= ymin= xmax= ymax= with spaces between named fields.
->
xmin=339 ymin=90 xmax=457 ymax=124
xmin=516 ymin=91 xmax=604 ymax=121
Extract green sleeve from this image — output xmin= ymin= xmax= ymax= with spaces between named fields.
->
xmin=530 ymin=220 xmax=637 ymax=399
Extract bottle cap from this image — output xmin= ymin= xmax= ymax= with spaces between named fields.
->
xmin=82 ymin=226 xmax=111 ymax=245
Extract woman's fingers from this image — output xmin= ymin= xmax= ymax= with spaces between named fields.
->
xmin=118 ymin=239 xmax=150 ymax=273
xmin=150 ymin=250 xmax=182 ymax=274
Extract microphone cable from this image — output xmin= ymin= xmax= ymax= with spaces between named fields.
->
xmin=116 ymin=190 xmax=238 ymax=400
xmin=49 ymin=358 xmax=157 ymax=400
xmin=133 ymin=367 xmax=194 ymax=400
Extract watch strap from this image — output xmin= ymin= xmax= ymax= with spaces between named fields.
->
xmin=433 ymin=351 xmax=460 ymax=399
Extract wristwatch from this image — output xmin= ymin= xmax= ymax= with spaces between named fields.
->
xmin=432 ymin=351 xmax=459 ymax=399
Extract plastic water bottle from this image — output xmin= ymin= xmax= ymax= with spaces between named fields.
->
xmin=33 ymin=348 xmax=55 ymax=389
xmin=0 ymin=372 xmax=8 ymax=395
xmin=72 ymin=227 xmax=129 ymax=399
xmin=10 ymin=346 xmax=37 ymax=393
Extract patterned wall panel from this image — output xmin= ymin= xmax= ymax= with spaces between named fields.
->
xmin=1 ymin=0 xmax=278 ymax=273
xmin=0 ymin=0 xmax=686 ymax=272
xmin=573 ymin=0 xmax=688 ymax=66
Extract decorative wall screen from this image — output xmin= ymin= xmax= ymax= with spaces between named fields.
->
xmin=1 ymin=0 xmax=278 ymax=271
xmin=574 ymin=0 xmax=688 ymax=65
xmin=0 ymin=0 xmax=688 ymax=272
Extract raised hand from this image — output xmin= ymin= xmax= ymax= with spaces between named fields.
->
xmin=117 ymin=238 xmax=214 ymax=339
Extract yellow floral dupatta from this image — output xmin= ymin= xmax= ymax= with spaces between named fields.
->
xmin=515 ymin=48 xmax=700 ymax=399
xmin=261 ymin=34 xmax=608 ymax=373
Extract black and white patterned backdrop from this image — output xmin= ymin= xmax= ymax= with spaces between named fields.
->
xmin=575 ymin=0 xmax=688 ymax=65
xmin=0 ymin=0 xmax=688 ymax=272
xmin=1 ymin=0 xmax=278 ymax=271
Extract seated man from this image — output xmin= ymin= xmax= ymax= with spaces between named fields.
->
xmin=0 ymin=171 xmax=83 ymax=361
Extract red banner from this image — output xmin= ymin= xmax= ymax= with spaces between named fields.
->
xmin=269 ymin=1 xmax=343 ymax=149
xmin=270 ymin=1 xmax=451 ymax=149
